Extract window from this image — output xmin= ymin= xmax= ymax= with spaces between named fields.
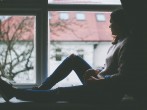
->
xmin=77 ymin=49 xmax=84 ymax=58
xmin=48 ymin=11 xmax=113 ymax=88
xmin=96 ymin=14 xmax=106 ymax=21
xmin=0 ymin=0 xmax=45 ymax=88
xmin=76 ymin=13 xmax=85 ymax=20
xmin=47 ymin=0 xmax=121 ymax=88
xmin=0 ymin=15 xmax=36 ymax=84
xmin=59 ymin=12 xmax=69 ymax=20
xmin=55 ymin=48 xmax=62 ymax=61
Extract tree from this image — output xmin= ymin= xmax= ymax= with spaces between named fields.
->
xmin=0 ymin=16 xmax=34 ymax=82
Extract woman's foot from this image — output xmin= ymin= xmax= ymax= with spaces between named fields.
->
xmin=0 ymin=78 xmax=15 ymax=102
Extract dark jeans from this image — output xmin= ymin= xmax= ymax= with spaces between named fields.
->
xmin=15 ymin=55 xmax=124 ymax=103
xmin=42 ymin=54 xmax=92 ymax=88
xmin=15 ymin=85 xmax=123 ymax=103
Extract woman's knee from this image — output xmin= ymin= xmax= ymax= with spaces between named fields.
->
xmin=69 ymin=54 xmax=80 ymax=60
xmin=69 ymin=54 xmax=82 ymax=59
xmin=69 ymin=54 xmax=77 ymax=58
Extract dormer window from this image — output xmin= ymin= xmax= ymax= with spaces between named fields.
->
xmin=59 ymin=12 xmax=69 ymax=20
xmin=76 ymin=13 xmax=85 ymax=20
xmin=96 ymin=14 xmax=106 ymax=22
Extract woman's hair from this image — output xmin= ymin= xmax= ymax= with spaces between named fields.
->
xmin=110 ymin=8 xmax=130 ymax=34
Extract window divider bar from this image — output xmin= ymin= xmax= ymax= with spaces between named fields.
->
xmin=47 ymin=4 xmax=122 ymax=11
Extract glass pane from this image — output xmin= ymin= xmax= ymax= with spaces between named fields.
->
xmin=0 ymin=15 xmax=36 ymax=84
xmin=48 ymin=0 xmax=121 ymax=4
xmin=48 ymin=11 xmax=112 ymax=88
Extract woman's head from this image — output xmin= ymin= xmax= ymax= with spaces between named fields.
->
xmin=110 ymin=8 xmax=130 ymax=36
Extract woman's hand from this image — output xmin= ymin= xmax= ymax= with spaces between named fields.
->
xmin=83 ymin=69 xmax=99 ymax=83
xmin=86 ymin=76 xmax=105 ymax=85
xmin=97 ymin=73 xmax=105 ymax=79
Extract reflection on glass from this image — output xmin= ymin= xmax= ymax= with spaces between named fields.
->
xmin=48 ymin=11 xmax=112 ymax=88
xmin=0 ymin=15 xmax=36 ymax=84
xmin=48 ymin=0 xmax=121 ymax=4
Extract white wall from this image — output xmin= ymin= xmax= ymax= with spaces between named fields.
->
xmin=93 ymin=42 xmax=112 ymax=68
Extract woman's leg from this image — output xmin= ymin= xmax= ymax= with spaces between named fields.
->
xmin=38 ymin=54 xmax=92 ymax=90
xmin=15 ymin=85 xmax=124 ymax=103
xmin=15 ymin=85 xmax=99 ymax=102
xmin=0 ymin=76 xmax=123 ymax=103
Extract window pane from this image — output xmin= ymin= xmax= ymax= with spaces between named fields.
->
xmin=0 ymin=15 xmax=36 ymax=84
xmin=48 ymin=0 xmax=121 ymax=4
xmin=48 ymin=11 xmax=112 ymax=88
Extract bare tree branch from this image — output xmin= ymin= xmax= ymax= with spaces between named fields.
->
xmin=0 ymin=16 xmax=34 ymax=81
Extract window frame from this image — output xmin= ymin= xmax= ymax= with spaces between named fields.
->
xmin=0 ymin=0 xmax=48 ymax=88
xmin=47 ymin=3 xmax=122 ymax=84
xmin=47 ymin=4 xmax=121 ymax=11
xmin=55 ymin=48 xmax=62 ymax=61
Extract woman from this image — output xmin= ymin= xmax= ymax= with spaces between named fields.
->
xmin=0 ymin=8 xmax=131 ymax=103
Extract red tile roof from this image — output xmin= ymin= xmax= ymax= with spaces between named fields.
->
xmin=50 ymin=11 xmax=112 ymax=41
xmin=1 ymin=12 xmax=112 ymax=42
xmin=0 ymin=16 xmax=34 ymax=41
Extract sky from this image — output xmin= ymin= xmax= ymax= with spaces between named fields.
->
xmin=48 ymin=0 xmax=121 ymax=4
